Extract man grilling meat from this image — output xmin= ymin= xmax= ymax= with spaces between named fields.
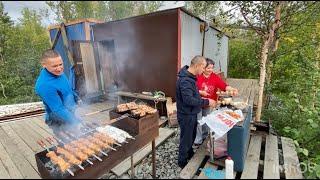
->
xmin=35 ymin=49 xmax=82 ymax=135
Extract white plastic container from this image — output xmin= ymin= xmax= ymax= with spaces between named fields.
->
xmin=225 ymin=156 xmax=234 ymax=179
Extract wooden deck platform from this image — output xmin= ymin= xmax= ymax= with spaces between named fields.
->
xmin=0 ymin=101 xmax=170 ymax=179
xmin=180 ymin=131 xmax=304 ymax=179
xmin=0 ymin=78 xmax=286 ymax=179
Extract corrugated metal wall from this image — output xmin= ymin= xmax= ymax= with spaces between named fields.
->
xmin=203 ymin=27 xmax=229 ymax=76
xmin=180 ymin=10 xmax=204 ymax=68
xmin=92 ymin=9 xmax=179 ymax=98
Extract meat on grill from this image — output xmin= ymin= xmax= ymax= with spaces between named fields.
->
xmin=78 ymin=138 xmax=103 ymax=153
xmin=138 ymin=104 xmax=157 ymax=114
xmin=131 ymin=109 xmax=146 ymax=117
xmin=64 ymin=144 xmax=89 ymax=161
xmin=86 ymin=136 xmax=113 ymax=149
xmin=116 ymin=101 xmax=157 ymax=116
xmin=93 ymin=132 xmax=117 ymax=145
xmin=46 ymin=151 xmax=71 ymax=172
xmin=116 ymin=104 xmax=129 ymax=112
xmin=117 ymin=102 xmax=138 ymax=112
xmin=56 ymin=147 xmax=82 ymax=165
xmin=69 ymin=141 xmax=96 ymax=156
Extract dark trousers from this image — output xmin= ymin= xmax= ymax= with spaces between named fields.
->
xmin=177 ymin=113 xmax=198 ymax=167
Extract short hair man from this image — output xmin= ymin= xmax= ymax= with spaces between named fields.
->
xmin=176 ymin=55 xmax=216 ymax=168
xmin=35 ymin=49 xmax=81 ymax=135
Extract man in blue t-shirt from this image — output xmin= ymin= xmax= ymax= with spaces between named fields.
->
xmin=35 ymin=49 xmax=82 ymax=136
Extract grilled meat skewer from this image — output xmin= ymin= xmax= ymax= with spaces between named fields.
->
xmin=46 ymin=151 xmax=74 ymax=176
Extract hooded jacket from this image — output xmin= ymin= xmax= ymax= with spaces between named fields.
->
xmin=176 ymin=65 xmax=209 ymax=115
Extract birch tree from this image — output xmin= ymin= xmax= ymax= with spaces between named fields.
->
xmin=222 ymin=1 xmax=317 ymax=121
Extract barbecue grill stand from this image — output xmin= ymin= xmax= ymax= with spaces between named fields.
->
xmin=35 ymin=110 xmax=159 ymax=179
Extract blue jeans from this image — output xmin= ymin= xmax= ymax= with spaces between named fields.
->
xmin=194 ymin=107 xmax=212 ymax=144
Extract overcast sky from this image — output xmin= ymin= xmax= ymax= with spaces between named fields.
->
xmin=3 ymin=1 xmax=185 ymax=26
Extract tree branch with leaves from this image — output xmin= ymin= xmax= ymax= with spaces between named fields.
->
xmin=218 ymin=1 xmax=318 ymax=121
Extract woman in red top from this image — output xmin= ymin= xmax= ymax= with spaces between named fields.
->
xmin=193 ymin=58 xmax=238 ymax=146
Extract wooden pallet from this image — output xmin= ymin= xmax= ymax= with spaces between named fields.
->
xmin=180 ymin=133 xmax=304 ymax=179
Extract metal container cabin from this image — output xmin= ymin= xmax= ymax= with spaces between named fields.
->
xmin=91 ymin=7 xmax=229 ymax=99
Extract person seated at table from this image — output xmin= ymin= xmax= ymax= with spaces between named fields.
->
xmin=193 ymin=58 xmax=238 ymax=148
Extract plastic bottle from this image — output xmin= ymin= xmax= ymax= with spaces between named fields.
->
xmin=225 ymin=156 xmax=234 ymax=179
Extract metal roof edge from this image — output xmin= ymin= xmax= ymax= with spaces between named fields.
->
xmin=47 ymin=18 xmax=104 ymax=31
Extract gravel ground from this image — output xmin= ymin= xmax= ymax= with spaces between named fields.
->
xmin=101 ymin=126 xmax=182 ymax=179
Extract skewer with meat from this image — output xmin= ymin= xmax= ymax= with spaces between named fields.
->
xmin=62 ymin=131 xmax=108 ymax=154
xmin=46 ymin=151 xmax=74 ymax=176
xmin=77 ymin=138 xmax=110 ymax=155
xmin=50 ymin=137 xmax=94 ymax=165
xmin=92 ymin=132 xmax=122 ymax=145
xmin=38 ymin=139 xmax=74 ymax=176
xmin=44 ymin=137 xmax=85 ymax=170
xmin=99 ymin=126 xmax=134 ymax=140
xmin=96 ymin=131 xmax=127 ymax=144
xmin=60 ymin=131 xmax=105 ymax=158
xmin=69 ymin=141 xmax=95 ymax=156
xmin=95 ymin=126 xmax=134 ymax=144
xmin=64 ymin=144 xmax=89 ymax=161
xmin=56 ymin=147 xmax=84 ymax=170
xmin=77 ymin=138 xmax=102 ymax=152
xmin=69 ymin=141 xmax=103 ymax=161
xmin=86 ymin=136 xmax=117 ymax=151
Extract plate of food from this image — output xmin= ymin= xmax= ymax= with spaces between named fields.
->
xmin=223 ymin=110 xmax=244 ymax=121
xmin=230 ymin=101 xmax=248 ymax=110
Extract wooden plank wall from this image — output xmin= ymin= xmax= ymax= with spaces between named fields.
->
xmin=79 ymin=42 xmax=100 ymax=94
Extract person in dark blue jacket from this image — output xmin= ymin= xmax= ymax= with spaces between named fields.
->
xmin=176 ymin=55 xmax=216 ymax=168
xmin=35 ymin=49 xmax=82 ymax=135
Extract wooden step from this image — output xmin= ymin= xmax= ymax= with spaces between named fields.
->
xmin=263 ymin=135 xmax=280 ymax=179
xmin=281 ymin=137 xmax=303 ymax=179
xmin=241 ymin=135 xmax=262 ymax=179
